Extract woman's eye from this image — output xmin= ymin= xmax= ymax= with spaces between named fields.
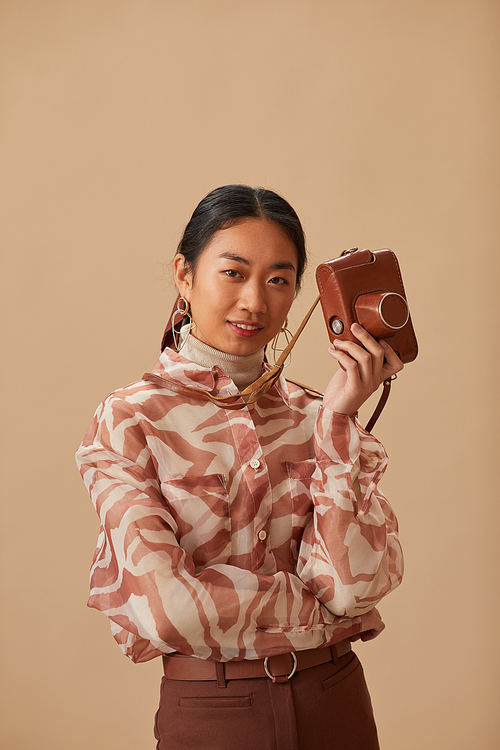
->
xmin=269 ymin=276 xmax=287 ymax=285
xmin=224 ymin=269 xmax=241 ymax=278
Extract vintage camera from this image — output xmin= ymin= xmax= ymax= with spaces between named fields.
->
xmin=316 ymin=248 xmax=418 ymax=363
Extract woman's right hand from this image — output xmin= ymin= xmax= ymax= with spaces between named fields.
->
xmin=323 ymin=323 xmax=404 ymax=417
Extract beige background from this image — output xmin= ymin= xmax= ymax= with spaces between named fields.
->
xmin=1 ymin=1 xmax=499 ymax=748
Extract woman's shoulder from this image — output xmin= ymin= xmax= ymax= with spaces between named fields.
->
xmin=91 ymin=376 xmax=173 ymax=429
xmin=101 ymin=377 xmax=159 ymax=403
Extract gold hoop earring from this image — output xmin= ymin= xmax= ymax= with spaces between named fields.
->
xmin=171 ymin=296 xmax=194 ymax=352
xmin=177 ymin=296 xmax=190 ymax=315
xmin=270 ymin=317 xmax=292 ymax=367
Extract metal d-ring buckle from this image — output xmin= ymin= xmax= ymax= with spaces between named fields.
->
xmin=263 ymin=652 xmax=298 ymax=682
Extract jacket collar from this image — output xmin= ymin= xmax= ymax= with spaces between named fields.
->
xmin=145 ymin=347 xmax=291 ymax=407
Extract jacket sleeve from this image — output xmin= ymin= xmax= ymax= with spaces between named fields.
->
xmin=296 ymin=405 xmax=403 ymax=618
xmin=76 ymin=395 xmax=383 ymax=663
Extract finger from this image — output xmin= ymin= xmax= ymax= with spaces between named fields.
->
xmin=328 ymin=347 xmax=346 ymax=372
xmin=349 ymin=323 xmax=387 ymax=382
xmin=379 ymin=340 xmax=404 ymax=376
xmin=331 ymin=339 xmax=374 ymax=385
xmin=328 ymin=347 xmax=362 ymax=381
xmin=349 ymin=324 xmax=404 ymax=382
xmin=350 ymin=323 xmax=386 ymax=360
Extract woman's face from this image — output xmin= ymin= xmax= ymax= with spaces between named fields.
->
xmin=174 ymin=218 xmax=298 ymax=357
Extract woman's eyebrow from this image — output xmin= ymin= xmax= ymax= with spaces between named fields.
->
xmin=217 ymin=252 xmax=296 ymax=272
xmin=218 ymin=252 xmax=250 ymax=266
xmin=271 ymin=261 xmax=297 ymax=272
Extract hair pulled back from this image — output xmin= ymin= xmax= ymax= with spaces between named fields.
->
xmin=176 ymin=184 xmax=307 ymax=290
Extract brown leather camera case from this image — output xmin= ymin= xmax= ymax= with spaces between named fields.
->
xmin=316 ymin=248 xmax=418 ymax=364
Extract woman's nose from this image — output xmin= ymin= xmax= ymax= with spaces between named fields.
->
xmin=237 ymin=282 xmax=267 ymax=313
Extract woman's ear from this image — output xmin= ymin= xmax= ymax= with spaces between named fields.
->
xmin=173 ymin=254 xmax=192 ymax=300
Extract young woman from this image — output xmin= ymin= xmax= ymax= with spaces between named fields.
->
xmin=76 ymin=185 xmax=404 ymax=750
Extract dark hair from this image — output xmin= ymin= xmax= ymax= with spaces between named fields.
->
xmin=176 ymin=184 xmax=307 ymax=290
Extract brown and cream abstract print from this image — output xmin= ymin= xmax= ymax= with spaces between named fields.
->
xmin=76 ymin=348 xmax=403 ymax=664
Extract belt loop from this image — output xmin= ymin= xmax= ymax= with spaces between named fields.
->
xmin=331 ymin=644 xmax=339 ymax=665
xmin=215 ymin=661 xmax=227 ymax=688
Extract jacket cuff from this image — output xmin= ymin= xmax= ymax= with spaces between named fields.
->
xmin=314 ymin=406 xmax=360 ymax=465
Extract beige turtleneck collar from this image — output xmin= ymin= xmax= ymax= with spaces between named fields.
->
xmin=181 ymin=333 xmax=265 ymax=391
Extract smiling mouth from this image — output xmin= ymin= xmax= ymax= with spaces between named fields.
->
xmin=228 ymin=321 xmax=264 ymax=337
xmin=233 ymin=323 xmax=261 ymax=331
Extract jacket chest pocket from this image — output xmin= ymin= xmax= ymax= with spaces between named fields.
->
xmin=283 ymin=459 xmax=316 ymax=563
xmin=160 ymin=474 xmax=230 ymax=569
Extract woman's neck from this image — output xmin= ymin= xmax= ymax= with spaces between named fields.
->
xmin=182 ymin=334 xmax=265 ymax=390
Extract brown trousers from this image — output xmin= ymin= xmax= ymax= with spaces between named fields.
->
xmin=154 ymin=650 xmax=380 ymax=750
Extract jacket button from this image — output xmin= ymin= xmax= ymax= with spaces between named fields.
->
xmin=258 ymin=530 xmax=267 ymax=541
xmin=250 ymin=458 xmax=260 ymax=470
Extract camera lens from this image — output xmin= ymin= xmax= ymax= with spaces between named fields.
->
xmin=355 ymin=292 xmax=409 ymax=338
xmin=379 ymin=293 xmax=409 ymax=330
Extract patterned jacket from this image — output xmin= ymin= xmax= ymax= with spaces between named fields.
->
xmin=76 ymin=347 xmax=403 ymax=664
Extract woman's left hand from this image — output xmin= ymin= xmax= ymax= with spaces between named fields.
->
xmin=323 ymin=323 xmax=404 ymax=417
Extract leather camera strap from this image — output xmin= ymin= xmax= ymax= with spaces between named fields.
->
xmin=144 ymin=294 xmax=392 ymax=429
xmin=364 ymin=377 xmax=394 ymax=432
xmin=144 ymin=295 xmax=321 ymax=410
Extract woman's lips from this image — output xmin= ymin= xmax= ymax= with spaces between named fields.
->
xmin=228 ymin=321 xmax=263 ymax=337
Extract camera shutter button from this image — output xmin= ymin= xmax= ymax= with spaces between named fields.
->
xmin=329 ymin=317 xmax=344 ymax=335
